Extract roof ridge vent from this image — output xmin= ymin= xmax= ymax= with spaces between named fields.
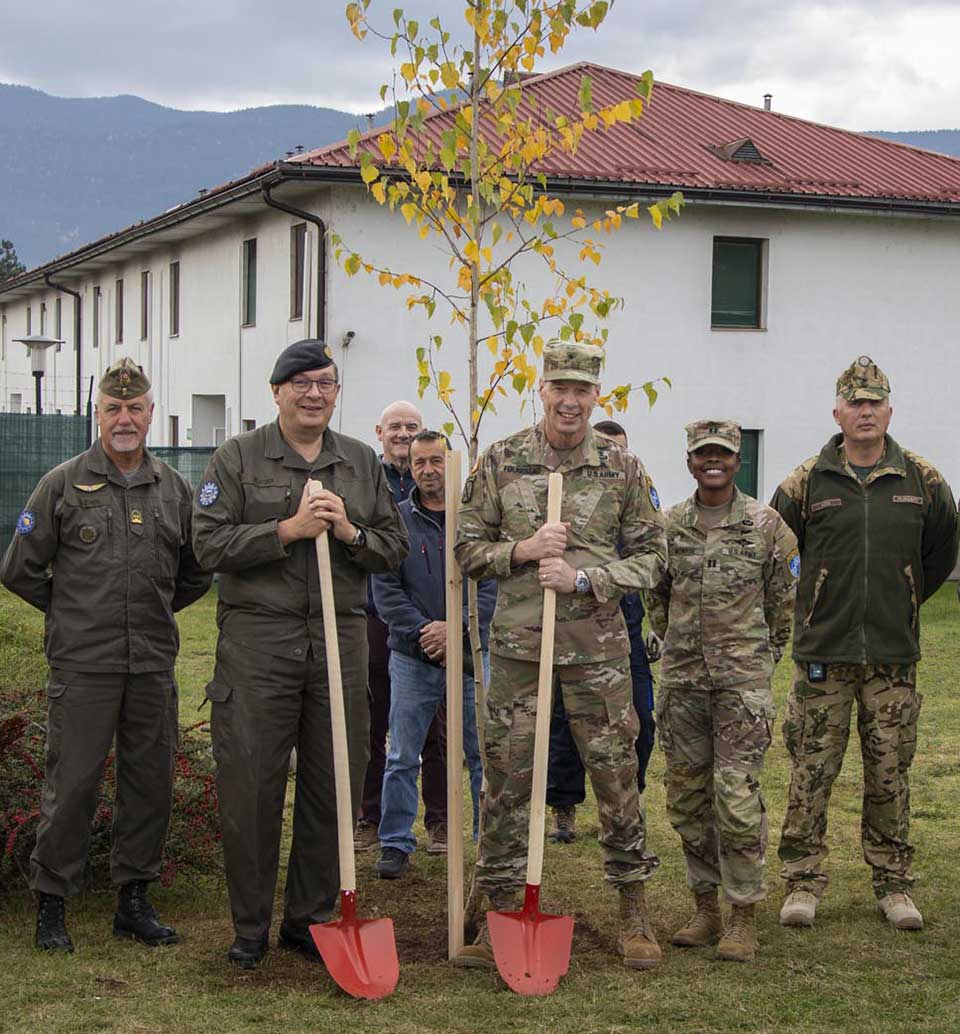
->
xmin=708 ymin=136 xmax=770 ymax=164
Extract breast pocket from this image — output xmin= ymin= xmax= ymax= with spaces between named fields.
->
xmin=240 ymin=478 xmax=293 ymax=523
xmin=152 ymin=499 xmax=184 ymax=578
xmin=500 ymin=478 xmax=543 ymax=538
xmin=60 ymin=498 xmax=116 ymax=561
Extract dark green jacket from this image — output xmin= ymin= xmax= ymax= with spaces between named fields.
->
xmin=0 ymin=440 xmax=211 ymax=673
xmin=770 ymin=434 xmax=958 ymax=665
xmin=191 ymin=421 xmax=408 ymax=663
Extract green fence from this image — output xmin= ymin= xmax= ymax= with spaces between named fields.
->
xmin=151 ymin=447 xmax=216 ymax=489
xmin=0 ymin=415 xmax=217 ymax=539
xmin=0 ymin=413 xmax=90 ymax=537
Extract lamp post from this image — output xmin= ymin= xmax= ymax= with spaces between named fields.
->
xmin=13 ymin=334 xmax=65 ymax=415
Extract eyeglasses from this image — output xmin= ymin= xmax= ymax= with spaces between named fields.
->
xmin=288 ymin=376 xmax=339 ymax=395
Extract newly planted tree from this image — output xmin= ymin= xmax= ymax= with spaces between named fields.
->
xmin=337 ymin=0 xmax=681 ymax=456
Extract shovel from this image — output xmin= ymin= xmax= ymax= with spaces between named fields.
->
xmin=306 ymin=479 xmax=399 ymax=1000
xmin=487 ymin=471 xmax=574 ymax=996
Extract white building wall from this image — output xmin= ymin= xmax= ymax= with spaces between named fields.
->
xmin=1 ymin=187 xmax=957 ymax=509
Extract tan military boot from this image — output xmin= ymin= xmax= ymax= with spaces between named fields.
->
xmin=779 ymin=887 xmax=818 ymax=927
xmin=878 ymin=892 xmax=923 ymax=931
xmin=454 ymin=890 xmax=519 ymax=969
xmin=671 ymin=889 xmax=723 ymax=948
xmin=618 ymin=883 xmax=662 ymax=970
xmin=716 ymin=904 xmax=757 ymax=962
xmin=548 ymin=805 xmax=577 ymax=844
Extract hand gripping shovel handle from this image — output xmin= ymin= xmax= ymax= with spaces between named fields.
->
xmin=309 ymin=480 xmax=355 ymax=893
xmin=526 ymin=471 xmax=563 ymax=887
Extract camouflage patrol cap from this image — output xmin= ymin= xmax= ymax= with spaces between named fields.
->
xmin=541 ymin=341 xmax=603 ymax=385
xmin=686 ymin=418 xmax=741 ymax=453
xmin=836 ymin=355 xmax=890 ymax=401
xmin=98 ymin=356 xmax=151 ymax=400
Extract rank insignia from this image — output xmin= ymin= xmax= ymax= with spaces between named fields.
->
xmin=130 ymin=508 xmax=143 ymax=525
xmin=198 ymin=481 xmax=220 ymax=507
xmin=16 ymin=509 xmax=36 ymax=535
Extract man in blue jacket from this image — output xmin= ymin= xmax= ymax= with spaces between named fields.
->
xmin=372 ymin=430 xmax=497 ymax=879
xmin=546 ymin=420 xmax=656 ymax=843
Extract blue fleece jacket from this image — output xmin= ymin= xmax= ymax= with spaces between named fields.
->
xmin=372 ymin=487 xmax=497 ymax=668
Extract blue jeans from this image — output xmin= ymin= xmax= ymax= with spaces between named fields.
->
xmin=379 ymin=650 xmax=485 ymax=855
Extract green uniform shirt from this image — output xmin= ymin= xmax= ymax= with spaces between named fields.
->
xmin=454 ymin=423 xmax=667 ymax=665
xmin=0 ymin=440 xmax=211 ymax=673
xmin=191 ymin=421 xmax=408 ymax=662
xmin=771 ymin=433 xmax=959 ymax=665
xmin=646 ymin=487 xmax=799 ymax=690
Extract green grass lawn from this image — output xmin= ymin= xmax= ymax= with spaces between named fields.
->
xmin=1 ymin=583 xmax=959 ymax=1033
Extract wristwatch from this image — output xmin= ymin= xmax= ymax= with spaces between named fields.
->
xmin=574 ymin=569 xmax=591 ymax=594
xmin=349 ymin=526 xmax=366 ymax=548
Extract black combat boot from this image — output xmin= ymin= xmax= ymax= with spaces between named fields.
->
xmin=228 ymin=935 xmax=269 ymax=968
xmin=36 ymin=892 xmax=74 ymax=952
xmin=113 ymin=880 xmax=179 ymax=946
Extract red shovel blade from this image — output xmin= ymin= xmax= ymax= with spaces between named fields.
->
xmin=487 ymin=884 xmax=574 ymax=996
xmin=309 ymin=891 xmax=399 ymax=1001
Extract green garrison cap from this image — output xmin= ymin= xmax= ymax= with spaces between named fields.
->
xmin=686 ymin=418 xmax=741 ymax=453
xmin=541 ymin=341 xmax=603 ymax=385
xmin=99 ymin=357 xmax=151 ymax=400
xmin=836 ymin=355 xmax=890 ymax=401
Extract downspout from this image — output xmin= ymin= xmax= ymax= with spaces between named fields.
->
xmin=44 ymin=275 xmax=82 ymax=415
xmin=260 ymin=184 xmax=327 ymax=339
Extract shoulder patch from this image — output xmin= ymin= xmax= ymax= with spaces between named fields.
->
xmin=649 ymin=484 xmax=661 ymax=511
xmin=461 ymin=475 xmax=476 ymax=505
xmin=16 ymin=509 xmax=36 ymax=535
xmin=198 ymin=481 xmax=220 ymax=507
xmin=787 ymin=549 xmax=801 ymax=578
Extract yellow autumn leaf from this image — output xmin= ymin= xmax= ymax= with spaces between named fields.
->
xmin=377 ymin=134 xmax=396 ymax=161
xmin=361 ymin=163 xmax=379 ymax=185
xmin=648 ymin=203 xmax=663 ymax=230
xmin=400 ymin=202 xmax=417 ymax=224
xmin=371 ymin=180 xmax=386 ymax=205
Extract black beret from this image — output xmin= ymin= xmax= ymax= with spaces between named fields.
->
xmin=269 ymin=339 xmax=335 ymax=385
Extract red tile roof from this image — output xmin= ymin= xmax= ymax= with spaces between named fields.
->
xmin=295 ymin=61 xmax=960 ymax=204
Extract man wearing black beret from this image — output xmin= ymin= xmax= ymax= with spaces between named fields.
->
xmin=192 ymin=339 xmax=409 ymax=967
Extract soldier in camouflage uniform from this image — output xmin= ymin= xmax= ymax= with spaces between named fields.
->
xmin=773 ymin=357 xmax=958 ymax=932
xmin=646 ymin=419 xmax=798 ymax=962
xmin=454 ymin=342 xmax=668 ymax=971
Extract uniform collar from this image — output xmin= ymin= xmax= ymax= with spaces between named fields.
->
xmin=530 ymin=421 xmax=601 ymax=471
xmin=678 ymin=486 xmax=747 ymax=528
xmin=265 ymin=419 xmax=350 ymax=471
xmin=817 ymin=433 xmax=906 ymax=482
xmin=87 ymin=438 xmax=161 ymax=487
xmin=409 ymin=486 xmax=444 ymax=527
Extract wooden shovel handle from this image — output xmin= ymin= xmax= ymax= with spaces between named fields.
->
xmin=526 ymin=472 xmax=563 ymax=887
xmin=310 ymin=479 xmax=356 ymax=894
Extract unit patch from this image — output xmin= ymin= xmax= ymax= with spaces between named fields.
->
xmin=892 ymin=495 xmax=923 ymax=505
xmin=649 ymin=485 xmax=661 ymax=511
xmin=16 ymin=509 xmax=36 ymax=535
xmin=788 ymin=550 xmax=801 ymax=578
xmin=79 ymin=525 xmax=98 ymax=544
xmin=198 ymin=481 xmax=220 ymax=507
xmin=461 ymin=475 xmax=476 ymax=505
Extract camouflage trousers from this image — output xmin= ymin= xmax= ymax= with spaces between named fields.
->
xmin=658 ymin=683 xmax=774 ymax=906
xmin=779 ymin=662 xmax=920 ymax=899
xmin=475 ymin=653 xmax=659 ymax=895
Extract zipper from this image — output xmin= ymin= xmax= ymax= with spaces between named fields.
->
xmin=861 ymin=482 xmax=869 ymax=663
xmin=421 ymin=542 xmax=432 ymax=575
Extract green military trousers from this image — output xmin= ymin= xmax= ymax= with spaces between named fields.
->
xmin=658 ymin=684 xmax=774 ymax=906
xmin=207 ymin=633 xmax=370 ymax=942
xmin=779 ymin=662 xmax=920 ymax=899
xmin=475 ymin=653 xmax=659 ymax=895
xmin=30 ymin=668 xmax=178 ymax=897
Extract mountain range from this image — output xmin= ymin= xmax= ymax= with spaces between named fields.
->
xmin=1 ymin=83 xmax=958 ymax=271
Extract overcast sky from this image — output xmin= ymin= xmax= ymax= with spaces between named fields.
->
xmin=2 ymin=0 xmax=959 ymax=131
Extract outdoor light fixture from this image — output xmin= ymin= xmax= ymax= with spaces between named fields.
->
xmin=13 ymin=334 xmax=65 ymax=415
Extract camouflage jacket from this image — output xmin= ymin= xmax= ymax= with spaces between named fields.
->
xmin=454 ymin=423 xmax=667 ymax=665
xmin=646 ymin=488 xmax=798 ymax=690
xmin=771 ymin=433 xmax=958 ymax=665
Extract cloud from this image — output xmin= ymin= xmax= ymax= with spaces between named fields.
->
xmin=0 ymin=0 xmax=958 ymax=129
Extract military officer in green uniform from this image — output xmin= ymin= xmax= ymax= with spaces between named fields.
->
xmin=646 ymin=419 xmax=798 ymax=962
xmin=773 ymin=357 xmax=958 ymax=932
xmin=192 ymin=339 xmax=408 ymax=968
xmin=1 ymin=357 xmax=211 ymax=952
xmin=454 ymin=341 xmax=668 ymax=971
